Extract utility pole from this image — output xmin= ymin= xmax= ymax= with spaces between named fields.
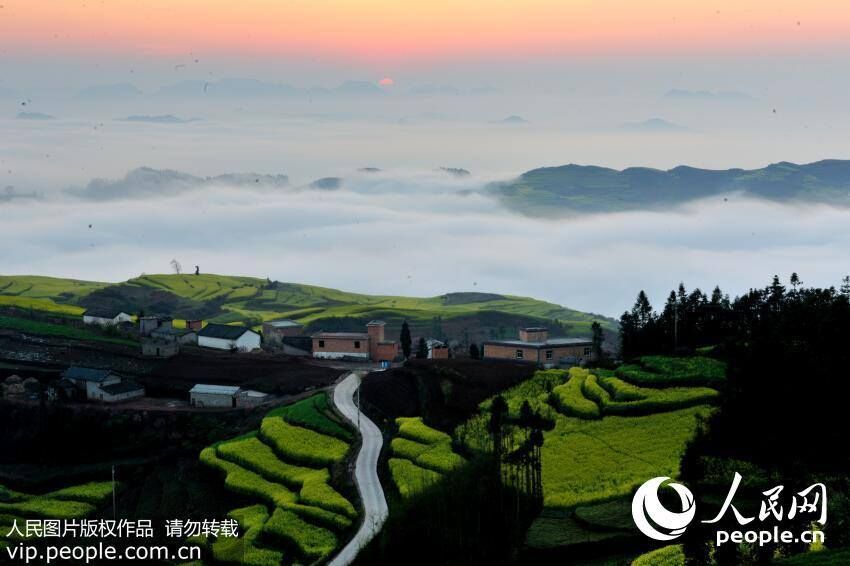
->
xmin=673 ymin=304 xmax=679 ymax=352
xmin=356 ymin=379 xmax=361 ymax=430
xmin=111 ymin=465 xmax=116 ymax=520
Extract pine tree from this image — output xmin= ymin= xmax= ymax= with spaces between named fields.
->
xmin=790 ymin=272 xmax=802 ymax=290
xmin=591 ymin=321 xmax=604 ymax=362
xmin=416 ymin=337 xmax=428 ymax=359
xmin=400 ymin=321 xmax=412 ymax=358
xmin=469 ymin=343 xmax=480 ymax=360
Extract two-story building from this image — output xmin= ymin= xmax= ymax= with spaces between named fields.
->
xmin=483 ymin=327 xmax=593 ymax=367
xmin=312 ymin=320 xmax=399 ymax=363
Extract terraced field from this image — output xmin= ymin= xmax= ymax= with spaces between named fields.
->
xmin=197 ymin=392 xmax=357 ymax=564
xmin=388 ymin=417 xmax=466 ymax=499
xmin=0 ymin=481 xmax=115 ymax=549
xmin=457 ymin=357 xmax=725 ymax=554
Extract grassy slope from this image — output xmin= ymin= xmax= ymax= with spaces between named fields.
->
xmin=458 ymin=362 xmax=720 ymax=552
xmin=0 ymin=315 xmax=136 ymax=346
xmin=0 ymin=274 xmax=615 ymax=334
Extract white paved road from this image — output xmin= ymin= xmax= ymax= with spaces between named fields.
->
xmin=329 ymin=372 xmax=388 ymax=566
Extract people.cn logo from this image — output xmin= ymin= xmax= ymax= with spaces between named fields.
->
xmin=632 ymin=477 xmax=697 ymax=541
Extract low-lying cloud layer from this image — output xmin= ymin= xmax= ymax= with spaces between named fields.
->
xmin=3 ymin=169 xmax=850 ymax=317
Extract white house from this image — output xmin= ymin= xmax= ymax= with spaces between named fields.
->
xmin=61 ymin=366 xmax=144 ymax=403
xmin=96 ymin=381 xmax=146 ymax=402
xmin=82 ymin=309 xmax=133 ymax=326
xmin=189 ymin=384 xmax=241 ymax=408
xmin=197 ymin=323 xmax=261 ymax=351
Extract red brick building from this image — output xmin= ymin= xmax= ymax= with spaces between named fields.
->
xmin=262 ymin=319 xmax=305 ymax=344
xmin=483 ymin=327 xmax=593 ymax=366
xmin=426 ymin=339 xmax=450 ymax=359
xmin=312 ymin=320 xmax=399 ymax=363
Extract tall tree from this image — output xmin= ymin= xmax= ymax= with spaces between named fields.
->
xmin=416 ymin=337 xmax=428 ymax=359
xmin=590 ymin=321 xmax=604 ymax=362
xmin=790 ymin=272 xmax=802 ymax=290
xmin=400 ymin=321 xmax=412 ymax=358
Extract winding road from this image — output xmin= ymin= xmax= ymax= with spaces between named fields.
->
xmin=329 ymin=372 xmax=389 ymax=566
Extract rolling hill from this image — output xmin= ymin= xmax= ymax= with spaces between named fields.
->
xmin=490 ymin=159 xmax=850 ymax=215
xmin=0 ymin=274 xmax=615 ymax=342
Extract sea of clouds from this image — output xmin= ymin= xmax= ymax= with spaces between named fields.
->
xmin=3 ymin=165 xmax=850 ymax=318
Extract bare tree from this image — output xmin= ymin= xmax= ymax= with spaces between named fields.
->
xmin=170 ymin=259 xmax=182 ymax=274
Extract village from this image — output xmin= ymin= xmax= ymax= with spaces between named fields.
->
xmin=0 ymin=306 xmax=595 ymax=410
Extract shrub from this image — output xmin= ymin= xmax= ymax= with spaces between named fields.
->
xmin=550 ymin=368 xmax=601 ymax=419
xmin=395 ymin=417 xmax=452 ymax=445
xmin=215 ymin=434 xmax=355 ymax=519
xmin=388 ymin=458 xmax=443 ymax=499
xmin=259 ymin=417 xmax=349 ymax=467
xmin=603 ymin=385 xmax=719 ymax=416
xmin=391 ymin=423 xmax=466 ymax=474
xmin=415 ymin=446 xmax=466 ymax=474
xmin=631 ymin=544 xmax=684 ymax=566
xmin=390 ymin=437 xmax=431 ymax=460
xmin=480 ymin=369 xmax=567 ymax=423
xmin=299 ymin=474 xmax=357 ymax=519
xmin=573 ymin=497 xmax=634 ymax=530
xmin=200 ymin=447 xmax=298 ymax=508
xmin=581 ymin=373 xmax=611 ymax=407
xmin=597 ymin=375 xmax=646 ymax=401
xmin=216 ymin=435 xmax=316 ymax=487
xmin=0 ymin=499 xmax=95 ymax=519
xmin=211 ymin=505 xmax=284 ymax=566
xmin=639 ymin=355 xmax=726 ymax=384
xmin=281 ymin=502 xmax=352 ymax=532
xmin=616 ymin=356 xmax=726 ymax=387
xmin=263 ymin=508 xmax=338 ymax=563
xmin=46 ymin=482 xmax=115 ymax=506
xmin=266 ymin=393 xmax=353 ymax=441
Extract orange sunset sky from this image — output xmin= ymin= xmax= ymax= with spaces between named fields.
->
xmin=1 ymin=0 xmax=848 ymax=62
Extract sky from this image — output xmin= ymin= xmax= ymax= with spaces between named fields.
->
xmin=3 ymin=1 xmax=848 ymax=62
xmin=2 ymin=0 xmax=850 ymax=317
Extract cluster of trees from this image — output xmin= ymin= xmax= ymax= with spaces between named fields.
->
xmin=619 ymin=273 xmax=850 ymax=358
xmin=488 ymin=396 xmax=545 ymax=501
xmin=619 ymin=283 xmax=732 ymax=358
xmin=621 ymin=274 xmax=850 ymax=562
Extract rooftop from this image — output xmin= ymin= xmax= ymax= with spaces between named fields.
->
xmin=366 ymin=320 xmax=386 ymax=326
xmin=198 ymin=323 xmax=256 ymax=340
xmin=483 ymin=337 xmax=592 ymax=348
xmin=523 ymin=326 xmax=548 ymax=332
xmin=151 ymin=327 xmax=195 ymax=337
xmin=100 ymin=381 xmax=144 ymax=395
xmin=313 ymin=331 xmax=370 ymax=339
xmin=83 ymin=308 xmax=129 ymax=319
xmin=265 ymin=319 xmax=303 ymax=328
xmin=62 ymin=366 xmax=116 ymax=383
xmin=190 ymin=384 xmax=241 ymax=395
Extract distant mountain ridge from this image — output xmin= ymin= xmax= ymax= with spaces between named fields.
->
xmin=66 ymin=167 xmax=289 ymax=200
xmin=490 ymin=159 xmax=850 ymax=215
